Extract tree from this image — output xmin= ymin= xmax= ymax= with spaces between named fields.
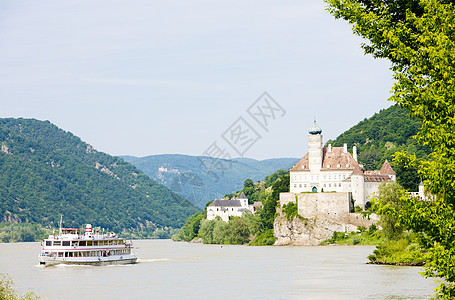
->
xmin=376 ymin=182 xmax=406 ymax=240
xmin=243 ymin=179 xmax=255 ymax=200
xmin=226 ymin=217 xmax=250 ymax=245
xmin=326 ymin=0 xmax=455 ymax=297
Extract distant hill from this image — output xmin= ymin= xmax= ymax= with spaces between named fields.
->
xmin=327 ymin=105 xmax=430 ymax=190
xmin=121 ymin=154 xmax=298 ymax=207
xmin=0 ymin=118 xmax=199 ymax=233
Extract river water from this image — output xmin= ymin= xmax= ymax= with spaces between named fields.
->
xmin=0 ymin=240 xmax=436 ymax=299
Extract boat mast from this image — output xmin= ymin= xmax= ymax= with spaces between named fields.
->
xmin=59 ymin=215 xmax=63 ymax=234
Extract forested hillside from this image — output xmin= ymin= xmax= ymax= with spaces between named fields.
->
xmin=327 ymin=105 xmax=430 ymax=190
xmin=0 ymin=118 xmax=199 ymax=236
xmin=122 ymin=154 xmax=298 ymax=208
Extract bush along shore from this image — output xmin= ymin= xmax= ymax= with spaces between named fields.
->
xmin=322 ymin=182 xmax=428 ymax=267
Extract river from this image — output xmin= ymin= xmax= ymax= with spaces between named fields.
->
xmin=0 ymin=240 xmax=436 ymax=299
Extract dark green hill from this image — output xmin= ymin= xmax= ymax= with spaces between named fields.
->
xmin=121 ymin=154 xmax=298 ymax=208
xmin=0 ymin=118 xmax=199 ymax=234
xmin=327 ymin=105 xmax=430 ymax=190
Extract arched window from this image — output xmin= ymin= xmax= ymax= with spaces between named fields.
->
xmin=312 ymin=186 xmax=317 ymax=192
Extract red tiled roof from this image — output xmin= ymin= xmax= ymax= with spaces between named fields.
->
xmin=380 ymin=159 xmax=396 ymax=175
xmin=350 ymin=163 xmax=364 ymax=175
xmin=290 ymin=147 xmax=360 ymax=171
xmin=321 ymin=147 xmax=358 ymax=170
xmin=290 ymin=153 xmax=310 ymax=171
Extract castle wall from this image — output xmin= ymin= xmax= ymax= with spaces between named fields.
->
xmin=297 ymin=192 xmax=353 ymax=217
xmin=280 ymin=192 xmax=353 ymax=219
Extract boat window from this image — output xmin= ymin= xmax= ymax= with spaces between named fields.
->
xmin=62 ymin=241 xmax=70 ymax=246
xmin=53 ymin=241 xmax=61 ymax=246
xmin=72 ymin=241 xmax=78 ymax=246
xmin=79 ymin=241 xmax=86 ymax=246
xmin=94 ymin=241 xmax=98 ymax=246
xmin=46 ymin=241 xmax=52 ymax=246
xmin=87 ymin=241 xmax=92 ymax=246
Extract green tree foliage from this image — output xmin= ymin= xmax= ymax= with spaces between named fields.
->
xmin=0 ymin=273 xmax=39 ymax=300
xmin=242 ymin=179 xmax=256 ymax=204
xmin=326 ymin=0 xmax=455 ymax=296
xmin=0 ymin=118 xmax=199 ymax=238
xmin=171 ymin=212 xmax=204 ymax=242
xmin=327 ymin=105 xmax=429 ymax=191
xmin=0 ymin=223 xmax=51 ymax=243
xmin=375 ymin=182 xmax=406 ymax=240
xmin=259 ymin=173 xmax=290 ymax=230
xmin=226 ymin=217 xmax=250 ymax=245
xmin=198 ymin=214 xmax=257 ymax=245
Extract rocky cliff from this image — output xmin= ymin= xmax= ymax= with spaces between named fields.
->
xmin=274 ymin=210 xmax=379 ymax=246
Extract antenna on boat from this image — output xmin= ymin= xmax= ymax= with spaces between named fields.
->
xmin=59 ymin=215 xmax=63 ymax=234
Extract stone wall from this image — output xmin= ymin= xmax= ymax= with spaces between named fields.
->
xmin=280 ymin=192 xmax=354 ymax=218
xmin=297 ymin=192 xmax=353 ymax=218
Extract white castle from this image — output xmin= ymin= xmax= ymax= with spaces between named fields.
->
xmin=289 ymin=121 xmax=396 ymax=209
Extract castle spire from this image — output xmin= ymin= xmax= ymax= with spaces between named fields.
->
xmin=308 ymin=119 xmax=322 ymax=135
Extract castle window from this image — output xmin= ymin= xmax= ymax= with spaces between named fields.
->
xmin=324 ymin=184 xmax=326 ymax=187
xmin=327 ymin=164 xmax=330 ymax=168
xmin=294 ymin=184 xmax=297 ymax=188
xmin=304 ymin=184 xmax=307 ymax=187
xmin=346 ymin=164 xmax=350 ymax=168
xmin=299 ymin=184 xmax=302 ymax=188
xmin=337 ymin=164 xmax=340 ymax=168
xmin=316 ymin=176 xmax=319 ymax=180
xmin=328 ymin=175 xmax=331 ymax=180
xmin=323 ymin=175 xmax=326 ymax=180
xmin=329 ymin=183 xmax=331 ymax=187
xmin=339 ymin=183 xmax=341 ymax=187
xmin=311 ymin=176 xmax=313 ymax=180
xmin=302 ymin=165 xmax=305 ymax=170
xmin=343 ymin=175 xmax=346 ymax=179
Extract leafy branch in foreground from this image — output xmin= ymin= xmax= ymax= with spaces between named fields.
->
xmin=325 ymin=0 xmax=455 ymax=297
xmin=0 ymin=273 xmax=39 ymax=300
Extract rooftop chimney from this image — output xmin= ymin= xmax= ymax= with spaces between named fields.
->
xmin=353 ymin=146 xmax=358 ymax=162
xmin=343 ymin=143 xmax=347 ymax=154
xmin=328 ymin=144 xmax=332 ymax=153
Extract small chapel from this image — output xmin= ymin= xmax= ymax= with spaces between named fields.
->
xmin=289 ymin=121 xmax=396 ymax=209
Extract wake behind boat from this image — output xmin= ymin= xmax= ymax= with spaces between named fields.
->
xmin=39 ymin=223 xmax=137 ymax=266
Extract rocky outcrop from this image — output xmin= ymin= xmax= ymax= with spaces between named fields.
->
xmin=274 ymin=210 xmax=379 ymax=246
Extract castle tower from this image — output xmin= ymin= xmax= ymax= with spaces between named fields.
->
xmin=237 ymin=191 xmax=248 ymax=208
xmin=308 ymin=121 xmax=323 ymax=171
xmin=350 ymin=163 xmax=366 ymax=208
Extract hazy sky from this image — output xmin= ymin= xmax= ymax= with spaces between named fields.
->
xmin=0 ymin=0 xmax=394 ymax=160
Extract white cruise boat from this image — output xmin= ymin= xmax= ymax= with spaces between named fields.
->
xmin=39 ymin=224 xmax=137 ymax=266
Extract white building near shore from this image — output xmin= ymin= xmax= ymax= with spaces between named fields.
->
xmin=206 ymin=192 xmax=262 ymax=222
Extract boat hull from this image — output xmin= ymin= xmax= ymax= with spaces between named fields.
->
xmin=39 ymin=254 xmax=137 ymax=266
